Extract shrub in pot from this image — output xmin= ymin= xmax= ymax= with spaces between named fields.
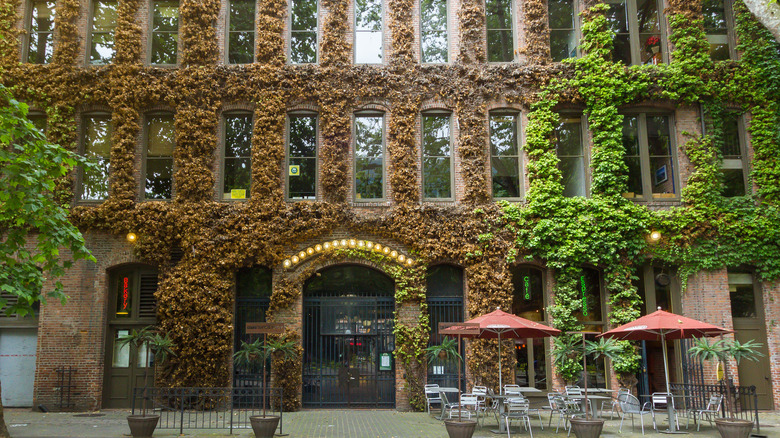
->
xmin=118 ymin=326 xmax=175 ymax=438
xmin=687 ymin=337 xmax=763 ymax=438
xmin=234 ymin=335 xmax=297 ymax=438
xmin=425 ymin=337 xmax=476 ymax=438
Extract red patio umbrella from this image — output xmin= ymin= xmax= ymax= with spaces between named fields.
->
xmin=441 ymin=307 xmax=560 ymax=392
xmin=599 ymin=308 xmax=732 ymax=433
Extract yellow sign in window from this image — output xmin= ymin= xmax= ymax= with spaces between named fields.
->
xmin=231 ymin=189 xmax=246 ymax=199
xmin=289 ymin=165 xmax=300 ymax=176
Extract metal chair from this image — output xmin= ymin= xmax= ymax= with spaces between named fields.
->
xmin=542 ymin=392 xmax=561 ymax=428
xmin=564 ymin=386 xmax=582 ymax=396
xmin=601 ymin=388 xmax=630 ymax=420
xmin=650 ymin=392 xmax=679 ymax=429
xmin=695 ymin=394 xmax=723 ymax=431
xmin=618 ymin=393 xmax=655 ymax=435
xmin=501 ymin=399 xmax=533 ymax=438
xmin=460 ymin=394 xmax=484 ymax=424
xmin=564 ymin=398 xmax=587 ymax=437
xmin=439 ymin=391 xmax=471 ymax=420
xmin=424 ymin=384 xmax=441 ymax=415
xmin=504 ymin=384 xmax=522 ymax=395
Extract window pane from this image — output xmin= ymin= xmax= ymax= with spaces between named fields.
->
xmin=92 ymin=0 xmax=118 ymax=31
xmin=421 ymin=0 xmax=447 ymax=63
xmin=230 ymin=0 xmax=255 ymax=31
xmin=492 ymin=156 xmax=520 ymax=198
xmin=423 ymin=157 xmax=451 ymax=198
xmin=512 ymin=267 xmax=544 ymax=321
xmin=224 ymin=115 xmax=252 ymax=199
xmin=559 ymin=157 xmax=586 ymax=197
xmin=532 ymin=339 xmax=547 ymax=389
xmin=491 ymin=114 xmax=521 ymax=198
xmin=151 ymin=33 xmax=178 ymax=64
xmin=145 ymin=115 xmax=174 ymax=199
xmin=82 ymin=116 xmax=111 ymax=201
xmin=237 ymin=267 xmax=273 ymax=299
xmin=90 ymin=33 xmax=115 ymax=64
xmin=355 ymin=116 xmax=383 ymax=199
xmin=355 ymin=32 xmax=383 ymax=63
xmin=722 ymin=168 xmax=745 ymax=197
xmin=622 ymin=115 xmax=642 ymax=198
xmin=228 ymin=0 xmax=255 ymax=64
xmin=356 ymin=0 xmax=381 ymax=30
xmin=291 ymin=0 xmax=318 ymax=63
xmin=153 ymin=0 xmax=179 ymax=31
xmin=647 ymin=115 xmax=674 ymax=196
xmin=151 ymin=0 xmax=179 ymax=64
xmin=721 ymin=114 xmax=742 ymax=158
xmin=606 ymin=0 xmax=631 ymax=64
xmin=728 ymin=272 xmax=756 ymax=318
xmin=556 ymin=118 xmax=586 ymax=197
xmin=289 ymin=116 xmax=317 ymax=199
xmin=490 ymin=115 xmax=518 ymax=156
xmin=147 ymin=116 xmax=175 ymax=157
xmin=356 ymin=157 xmax=383 ymax=199
xmin=486 ymin=0 xmax=513 ymax=62
xmin=548 ymin=0 xmax=576 ymax=61
xmin=423 ymin=115 xmax=451 ymax=199
xmin=575 ymin=269 xmax=602 ymax=322
xmin=702 ymin=0 xmax=730 ymax=60
xmin=224 ymin=158 xmax=251 ymax=198
xmin=113 ymin=330 xmax=130 ymax=367
xmin=27 ymin=0 xmax=55 ymax=64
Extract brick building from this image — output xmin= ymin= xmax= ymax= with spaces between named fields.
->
xmin=1 ymin=0 xmax=778 ymax=413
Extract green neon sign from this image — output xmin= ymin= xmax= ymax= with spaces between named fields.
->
xmin=523 ymin=276 xmax=530 ymax=300
xmin=580 ymin=275 xmax=588 ymax=316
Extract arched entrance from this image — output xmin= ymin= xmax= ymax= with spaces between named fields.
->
xmin=302 ymin=265 xmax=395 ymax=408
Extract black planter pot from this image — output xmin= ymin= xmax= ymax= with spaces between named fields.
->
xmin=714 ymin=418 xmax=753 ymax=438
xmin=250 ymin=415 xmax=280 ymax=438
xmin=127 ymin=414 xmax=159 ymax=438
xmin=444 ymin=419 xmax=477 ymax=438
xmin=569 ymin=417 xmax=604 ymax=438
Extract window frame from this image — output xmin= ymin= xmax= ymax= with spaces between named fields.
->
xmin=353 ymin=111 xmax=387 ymax=202
xmin=285 ymin=111 xmax=319 ymax=201
xmin=555 ymin=113 xmax=590 ymax=197
xmin=621 ymin=111 xmax=679 ymax=201
xmin=419 ymin=0 xmax=449 ymax=64
xmin=510 ymin=264 xmax=550 ymax=391
xmin=605 ymin=0 xmax=668 ymax=66
xmin=225 ymin=0 xmax=257 ymax=64
xmin=702 ymin=0 xmax=738 ymax=61
xmin=421 ymin=111 xmax=455 ymax=201
xmin=548 ymin=0 xmax=582 ymax=62
xmin=489 ymin=109 xmax=524 ymax=201
xmin=353 ymin=0 xmax=384 ymax=64
xmin=220 ymin=111 xmax=254 ymax=201
xmin=86 ymin=0 xmax=118 ymax=66
xmin=22 ymin=0 xmax=56 ymax=64
xmin=141 ymin=111 xmax=176 ymax=201
xmin=288 ymin=0 xmax=319 ymax=64
xmin=720 ymin=112 xmax=750 ymax=197
xmin=147 ymin=0 xmax=180 ymax=66
xmin=77 ymin=112 xmax=112 ymax=203
xmin=485 ymin=0 xmax=516 ymax=63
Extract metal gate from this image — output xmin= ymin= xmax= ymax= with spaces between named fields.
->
xmin=426 ymin=297 xmax=464 ymax=388
xmin=303 ymin=296 xmax=395 ymax=407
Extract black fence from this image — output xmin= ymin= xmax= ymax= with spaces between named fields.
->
xmin=670 ymin=382 xmax=760 ymax=434
xmin=131 ymin=387 xmax=284 ymax=435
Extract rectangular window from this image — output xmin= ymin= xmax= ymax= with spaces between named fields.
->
xmin=422 ymin=114 xmax=452 ymax=199
xmin=548 ymin=0 xmax=578 ymax=62
xmin=354 ymin=115 xmax=384 ymax=200
xmin=555 ymin=116 xmax=587 ymax=197
xmin=290 ymin=0 xmax=318 ymax=63
xmin=227 ymin=0 xmax=255 ymax=64
xmin=420 ymin=0 xmax=447 ymax=63
xmin=355 ymin=0 xmax=382 ymax=63
xmin=486 ymin=0 xmax=513 ymax=62
xmin=144 ymin=114 xmax=175 ymax=199
xmin=150 ymin=0 xmax=179 ymax=65
xmin=490 ymin=113 xmax=522 ymax=199
xmin=720 ymin=112 xmax=747 ymax=197
xmin=702 ymin=0 xmax=733 ymax=61
xmin=728 ymin=271 xmax=756 ymax=318
xmin=223 ymin=114 xmax=252 ymax=200
xmin=24 ymin=0 xmax=55 ymax=64
xmin=88 ymin=0 xmax=118 ymax=64
xmin=621 ymin=114 xmax=676 ymax=200
xmin=288 ymin=115 xmax=317 ymax=200
xmin=606 ymin=0 xmax=663 ymax=65
xmin=80 ymin=115 xmax=112 ymax=201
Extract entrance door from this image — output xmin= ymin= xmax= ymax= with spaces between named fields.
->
xmin=302 ymin=265 xmax=395 ymax=408
xmin=729 ymin=271 xmax=773 ymax=409
xmin=103 ymin=326 xmax=152 ymax=408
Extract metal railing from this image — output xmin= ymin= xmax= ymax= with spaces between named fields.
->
xmin=670 ymin=382 xmax=760 ymax=434
xmin=131 ymin=387 xmax=284 ymax=435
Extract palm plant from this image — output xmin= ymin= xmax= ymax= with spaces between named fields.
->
xmin=425 ymin=336 xmax=461 ymax=364
xmin=233 ymin=335 xmax=297 ymax=417
xmin=118 ymin=326 xmax=176 ymax=416
xmin=687 ymin=337 xmax=763 ymax=418
xmin=552 ymin=335 xmax=584 ymax=385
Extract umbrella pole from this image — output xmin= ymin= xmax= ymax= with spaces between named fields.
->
xmin=497 ymin=331 xmax=502 ymax=394
xmin=661 ymin=332 xmax=678 ymax=433
xmin=458 ymin=333 xmax=462 ymax=423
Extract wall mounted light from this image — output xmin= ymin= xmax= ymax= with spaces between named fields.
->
xmin=126 ymin=232 xmax=137 ymax=243
xmin=282 ymin=238 xmax=415 ymax=269
xmin=649 ymin=230 xmax=662 ymax=242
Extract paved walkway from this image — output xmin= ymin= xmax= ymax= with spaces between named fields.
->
xmin=4 ymin=408 xmax=780 ymax=437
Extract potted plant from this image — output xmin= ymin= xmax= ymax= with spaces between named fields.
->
xmin=425 ymin=336 xmax=476 ymax=438
xmin=118 ymin=326 xmax=175 ymax=438
xmin=687 ymin=337 xmax=763 ymax=438
xmin=234 ymin=335 xmax=297 ymax=438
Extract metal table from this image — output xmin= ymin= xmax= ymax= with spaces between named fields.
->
xmin=565 ymin=394 xmax=611 ymax=418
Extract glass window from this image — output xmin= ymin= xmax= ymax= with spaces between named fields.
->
xmin=511 ymin=266 xmax=544 ymax=321
xmin=288 ymin=115 xmax=317 ymax=200
xmin=548 ymin=0 xmax=577 ymax=62
xmin=355 ymin=0 xmax=382 ymax=63
xmin=290 ymin=0 xmax=318 ymax=63
xmin=88 ymin=0 xmax=118 ymax=64
xmin=422 ymin=114 xmax=452 ymax=199
xmin=223 ymin=114 xmax=252 ymax=200
xmin=606 ymin=0 xmax=664 ymax=65
xmin=80 ymin=115 xmax=112 ymax=201
xmin=24 ymin=0 xmax=55 ymax=64
xmin=622 ymin=114 xmax=676 ymax=200
xmin=575 ymin=268 xmax=603 ymax=325
xmin=555 ymin=116 xmax=587 ymax=197
xmin=490 ymin=112 xmax=522 ymax=199
xmin=150 ymin=0 xmax=179 ymax=65
xmin=354 ymin=115 xmax=384 ymax=200
xmin=227 ymin=0 xmax=255 ymax=64
xmin=115 ymin=273 xmax=133 ymax=317
xmin=702 ymin=0 xmax=733 ymax=61
xmin=112 ymin=330 xmax=130 ymax=367
xmin=728 ymin=271 xmax=756 ymax=318
xmin=720 ymin=112 xmax=747 ymax=197
xmin=144 ymin=114 xmax=175 ymax=199
xmin=421 ymin=0 xmax=447 ymax=63
xmin=486 ymin=0 xmax=513 ymax=62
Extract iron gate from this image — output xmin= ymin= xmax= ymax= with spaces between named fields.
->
xmin=426 ymin=297 xmax=464 ymax=388
xmin=303 ymin=296 xmax=395 ymax=407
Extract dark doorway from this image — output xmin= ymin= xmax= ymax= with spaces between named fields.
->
xmin=302 ymin=265 xmax=395 ymax=408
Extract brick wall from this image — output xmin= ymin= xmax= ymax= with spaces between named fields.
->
xmin=761 ymin=279 xmax=780 ymax=409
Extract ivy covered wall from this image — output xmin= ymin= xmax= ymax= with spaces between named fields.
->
xmin=2 ymin=0 xmax=779 ymax=412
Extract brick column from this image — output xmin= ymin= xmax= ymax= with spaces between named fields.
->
xmin=395 ymin=301 xmax=424 ymax=411
xmin=761 ymin=279 xmax=780 ymax=409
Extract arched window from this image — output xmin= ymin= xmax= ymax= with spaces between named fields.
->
xmin=426 ymin=265 xmax=464 ymax=387
xmin=234 ymin=267 xmax=272 ymax=386
xmin=511 ymin=266 xmax=547 ymax=390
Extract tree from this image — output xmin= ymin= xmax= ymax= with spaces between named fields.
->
xmin=744 ymin=0 xmax=780 ymax=42
xmin=0 ymin=84 xmax=95 ymax=438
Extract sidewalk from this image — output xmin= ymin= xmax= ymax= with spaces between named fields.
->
xmin=4 ymin=408 xmax=780 ymax=438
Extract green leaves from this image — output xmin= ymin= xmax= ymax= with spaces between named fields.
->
xmin=424 ymin=335 xmax=462 ymax=364
xmin=687 ymin=336 xmax=764 ymax=365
